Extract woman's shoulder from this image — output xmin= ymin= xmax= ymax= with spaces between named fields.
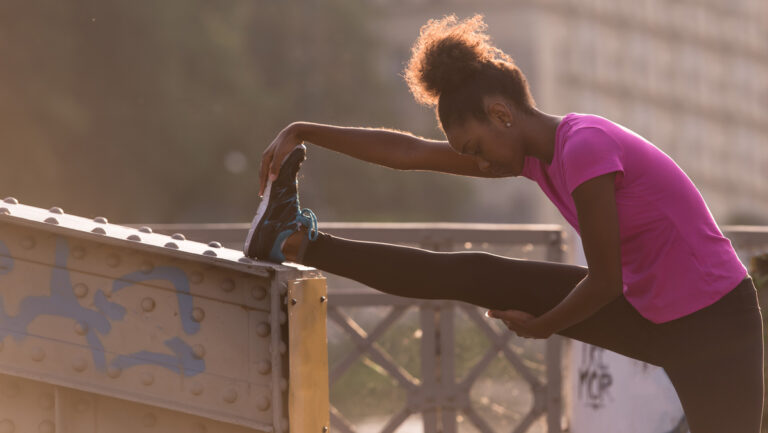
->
xmin=561 ymin=113 xmax=620 ymax=138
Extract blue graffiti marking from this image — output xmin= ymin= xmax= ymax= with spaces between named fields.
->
xmin=113 ymin=267 xmax=199 ymax=335
xmin=93 ymin=289 xmax=126 ymax=320
xmin=0 ymin=241 xmax=13 ymax=275
xmin=0 ymin=236 xmax=206 ymax=377
xmin=111 ymin=336 xmax=205 ymax=375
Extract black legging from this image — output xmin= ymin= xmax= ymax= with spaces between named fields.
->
xmin=301 ymin=232 xmax=765 ymax=433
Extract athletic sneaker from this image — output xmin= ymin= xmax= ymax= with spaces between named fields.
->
xmin=243 ymin=144 xmax=318 ymax=263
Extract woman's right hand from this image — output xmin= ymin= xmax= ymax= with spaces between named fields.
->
xmin=259 ymin=123 xmax=304 ymax=197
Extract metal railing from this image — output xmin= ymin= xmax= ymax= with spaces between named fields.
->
xmin=134 ymin=222 xmax=768 ymax=433
xmin=137 ymin=222 xmax=568 ymax=433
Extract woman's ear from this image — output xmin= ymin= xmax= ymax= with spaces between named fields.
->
xmin=484 ymin=96 xmax=514 ymax=128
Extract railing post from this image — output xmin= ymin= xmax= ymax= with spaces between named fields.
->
xmin=420 ymin=304 xmax=439 ymax=433
xmin=546 ymin=230 xmax=566 ymax=433
xmin=440 ymin=303 xmax=457 ymax=433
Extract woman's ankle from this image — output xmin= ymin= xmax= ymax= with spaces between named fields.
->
xmin=281 ymin=228 xmax=307 ymax=262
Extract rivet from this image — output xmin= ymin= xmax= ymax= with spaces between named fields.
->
xmin=290 ymin=298 xmax=297 ymax=306
xmin=256 ymin=322 xmax=271 ymax=337
xmin=141 ymin=372 xmax=154 ymax=386
xmin=21 ymin=236 xmax=35 ymax=249
xmin=208 ymin=241 xmax=222 ymax=248
xmin=43 ymin=217 xmax=59 ymax=225
xmin=171 ymin=233 xmax=186 ymax=241
xmin=105 ymin=253 xmax=120 ymax=267
xmin=71 ymin=246 xmax=86 ymax=259
xmin=73 ymin=283 xmax=89 ymax=298
xmin=38 ymin=394 xmax=54 ymax=410
xmin=91 ymin=227 xmax=106 ymax=235
xmin=238 ymin=257 xmax=253 ymax=264
xmin=141 ymin=297 xmax=156 ymax=312
xmin=139 ymin=260 xmax=154 ymax=274
xmin=31 ymin=347 xmax=46 ymax=362
xmin=256 ymin=395 xmax=271 ymax=411
xmin=2 ymin=197 xmax=18 ymax=205
xmin=72 ymin=357 xmax=88 ymax=372
xmin=257 ymin=360 xmax=271 ymax=375
xmin=192 ymin=344 xmax=206 ymax=359
xmin=1 ymin=381 xmax=19 ymax=398
xmin=220 ymin=277 xmax=235 ymax=292
xmin=142 ymin=413 xmax=157 ymax=428
xmin=0 ymin=419 xmax=14 ymax=433
xmin=127 ymin=234 xmax=141 ymax=242
xmin=191 ymin=307 xmax=205 ymax=322
xmin=93 ymin=216 xmax=108 ymax=224
xmin=0 ymin=208 xmax=8 ymax=216
xmin=222 ymin=388 xmax=238 ymax=404
xmin=48 ymin=207 xmax=64 ymax=215
xmin=190 ymin=271 xmax=204 ymax=284
xmin=279 ymin=342 xmax=287 ymax=355
xmin=189 ymin=382 xmax=204 ymax=396
xmin=75 ymin=399 xmax=90 ymax=412
xmin=280 ymin=378 xmax=288 ymax=392
xmin=74 ymin=321 xmax=88 ymax=335
xmin=202 ymin=250 xmax=217 ymax=257
xmin=107 ymin=366 xmax=122 ymax=378
xmin=251 ymin=285 xmax=267 ymax=300
xmin=138 ymin=226 xmax=152 ymax=234
xmin=320 ymin=296 xmax=327 ymax=303
xmin=164 ymin=242 xmax=179 ymax=249
xmin=323 ymin=426 xmax=329 ymax=433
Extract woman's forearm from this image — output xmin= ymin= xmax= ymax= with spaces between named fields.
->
xmin=531 ymin=275 xmax=623 ymax=334
xmin=290 ymin=121 xmax=426 ymax=170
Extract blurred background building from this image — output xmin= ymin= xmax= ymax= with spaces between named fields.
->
xmin=373 ymin=0 xmax=768 ymax=225
xmin=1 ymin=0 xmax=766 ymax=225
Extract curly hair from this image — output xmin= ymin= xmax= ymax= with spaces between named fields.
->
xmin=403 ymin=14 xmax=535 ymax=131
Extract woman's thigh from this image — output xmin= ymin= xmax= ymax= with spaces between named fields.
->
xmin=656 ymin=279 xmax=765 ymax=432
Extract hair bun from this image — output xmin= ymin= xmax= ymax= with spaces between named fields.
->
xmin=404 ymin=14 xmax=511 ymax=107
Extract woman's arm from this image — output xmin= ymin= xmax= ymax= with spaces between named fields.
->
xmin=490 ymin=172 xmax=624 ymax=337
xmin=260 ymin=122 xmax=501 ymax=196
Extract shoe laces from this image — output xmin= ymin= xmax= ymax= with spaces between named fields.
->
xmin=297 ymin=208 xmax=319 ymax=241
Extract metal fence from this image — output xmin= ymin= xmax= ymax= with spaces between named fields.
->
xmin=139 ymin=222 xmax=567 ymax=433
xmin=137 ymin=222 xmax=768 ymax=433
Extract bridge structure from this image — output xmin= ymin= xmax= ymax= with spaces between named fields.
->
xmin=0 ymin=197 xmax=329 ymax=433
xmin=1 ymin=197 xmax=766 ymax=433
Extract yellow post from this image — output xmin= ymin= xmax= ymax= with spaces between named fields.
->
xmin=287 ymin=278 xmax=330 ymax=433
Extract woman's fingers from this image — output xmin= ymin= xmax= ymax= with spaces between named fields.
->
xmin=490 ymin=311 xmax=534 ymax=338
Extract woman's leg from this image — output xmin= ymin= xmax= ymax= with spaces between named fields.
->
xmin=655 ymin=278 xmax=764 ymax=433
xmin=300 ymin=232 xmax=660 ymax=364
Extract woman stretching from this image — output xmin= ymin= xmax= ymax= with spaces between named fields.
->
xmin=243 ymin=15 xmax=763 ymax=432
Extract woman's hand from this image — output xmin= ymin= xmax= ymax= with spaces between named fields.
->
xmin=486 ymin=309 xmax=554 ymax=339
xmin=259 ymin=123 xmax=304 ymax=197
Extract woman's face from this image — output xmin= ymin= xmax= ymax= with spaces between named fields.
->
xmin=446 ymin=115 xmax=526 ymax=177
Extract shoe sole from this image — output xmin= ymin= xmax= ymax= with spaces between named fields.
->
xmin=243 ymin=144 xmax=306 ymax=258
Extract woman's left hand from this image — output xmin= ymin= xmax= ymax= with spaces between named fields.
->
xmin=486 ymin=309 xmax=554 ymax=339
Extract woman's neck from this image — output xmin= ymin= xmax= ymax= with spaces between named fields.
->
xmin=523 ymin=110 xmax=562 ymax=165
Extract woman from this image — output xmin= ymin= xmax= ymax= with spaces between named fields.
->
xmin=244 ymin=15 xmax=763 ymax=432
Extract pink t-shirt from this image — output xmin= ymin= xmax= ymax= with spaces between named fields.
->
xmin=522 ymin=113 xmax=747 ymax=323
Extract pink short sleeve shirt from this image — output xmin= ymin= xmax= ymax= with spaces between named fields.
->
xmin=522 ymin=113 xmax=747 ymax=323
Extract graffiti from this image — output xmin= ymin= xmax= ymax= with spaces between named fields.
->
xmin=577 ymin=345 xmax=613 ymax=409
xmin=0 ymin=237 xmax=205 ymax=377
